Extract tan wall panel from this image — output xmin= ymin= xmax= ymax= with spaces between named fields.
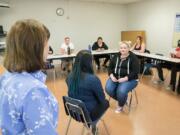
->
xmin=121 ymin=31 xmax=146 ymax=46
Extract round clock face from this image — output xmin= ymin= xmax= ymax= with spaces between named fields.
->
xmin=56 ymin=8 xmax=64 ymax=16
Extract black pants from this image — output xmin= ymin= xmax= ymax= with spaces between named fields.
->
xmin=177 ymin=75 xmax=180 ymax=93
xmin=94 ymin=54 xmax=110 ymax=67
xmin=156 ymin=63 xmax=171 ymax=81
xmin=156 ymin=63 xmax=180 ymax=88
xmin=90 ymin=99 xmax=109 ymax=122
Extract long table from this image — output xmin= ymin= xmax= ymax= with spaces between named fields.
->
xmin=47 ymin=49 xmax=119 ymax=61
xmin=133 ymin=51 xmax=180 ymax=91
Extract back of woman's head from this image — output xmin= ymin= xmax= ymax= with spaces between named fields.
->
xmin=4 ymin=19 xmax=49 ymax=73
xmin=77 ymin=50 xmax=93 ymax=73
xmin=68 ymin=50 xmax=94 ymax=96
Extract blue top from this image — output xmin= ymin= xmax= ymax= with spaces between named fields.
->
xmin=0 ymin=71 xmax=59 ymax=135
xmin=66 ymin=73 xmax=108 ymax=121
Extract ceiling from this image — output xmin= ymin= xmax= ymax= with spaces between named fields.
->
xmin=72 ymin=0 xmax=148 ymax=4
xmin=0 ymin=0 xmax=148 ymax=5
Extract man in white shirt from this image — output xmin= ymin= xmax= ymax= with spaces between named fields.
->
xmin=60 ymin=37 xmax=74 ymax=73
xmin=60 ymin=37 xmax=74 ymax=54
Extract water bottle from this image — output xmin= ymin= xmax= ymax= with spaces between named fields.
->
xmin=88 ymin=44 xmax=91 ymax=53
xmin=67 ymin=46 xmax=70 ymax=55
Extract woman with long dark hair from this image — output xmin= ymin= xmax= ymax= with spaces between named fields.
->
xmin=66 ymin=50 xmax=109 ymax=124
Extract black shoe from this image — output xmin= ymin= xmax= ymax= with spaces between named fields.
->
xmin=102 ymin=64 xmax=108 ymax=68
xmin=62 ymin=67 xmax=66 ymax=71
xmin=67 ymin=70 xmax=71 ymax=73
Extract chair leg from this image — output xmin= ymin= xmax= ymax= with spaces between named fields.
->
xmin=151 ymin=69 xmax=157 ymax=82
xmin=128 ymin=92 xmax=133 ymax=112
xmin=65 ymin=117 xmax=72 ymax=135
xmin=101 ymin=119 xmax=110 ymax=135
xmin=140 ymin=67 xmax=147 ymax=81
xmin=128 ymin=89 xmax=138 ymax=113
xmin=108 ymin=96 xmax=111 ymax=102
xmin=81 ymin=125 xmax=85 ymax=135
xmin=53 ymin=69 xmax=55 ymax=82
xmin=134 ymin=90 xmax=138 ymax=104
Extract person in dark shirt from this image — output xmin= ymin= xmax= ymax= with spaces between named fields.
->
xmin=155 ymin=42 xmax=180 ymax=91
xmin=66 ymin=50 xmax=109 ymax=133
xmin=92 ymin=37 xmax=110 ymax=69
xmin=49 ymin=46 xmax=53 ymax=54
xmin=106 ymin=41 xmax=139 ymax=113
xmin=43 ymin=26 xmax=54 ymax=69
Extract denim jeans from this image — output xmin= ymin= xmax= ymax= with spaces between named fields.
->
xmin=105 ymin=78 xmax=138 ymax=107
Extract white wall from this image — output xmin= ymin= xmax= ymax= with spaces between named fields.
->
xmin=0 ymin=0 xmax=127 ymax=53
xmin=127 ymin=0 xmax=180 ymax=55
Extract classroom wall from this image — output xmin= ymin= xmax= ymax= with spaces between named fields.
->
xmin=0 ymin=0 xmax=127 ymax=53
xmin=127 ymin=0 xmax=180 ymax=55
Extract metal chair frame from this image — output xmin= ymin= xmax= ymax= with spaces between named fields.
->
xmin=63 ymin=96 xmax=110 ymax=135
xmin=108 ymin=88 xmax=138 ymax=113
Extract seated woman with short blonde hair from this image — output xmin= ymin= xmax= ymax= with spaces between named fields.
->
xmin=106 ymin=41 xmax=140 ymax=113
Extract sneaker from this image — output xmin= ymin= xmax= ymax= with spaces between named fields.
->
xmin=115 ymin=106 xmax=123 ymax=113
xmin=153 ymin=80 xmax=164 ymax=84
xmin=166 ymin=85 xmax=172 ymax=90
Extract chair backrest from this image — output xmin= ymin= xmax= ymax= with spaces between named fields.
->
xmin=44 ymin=61 xmax=54 ymax=69
xmin=63 ymin=96 xmax=92 ymax=128
xmin=144 ymin=49 xmax=150 ymax=54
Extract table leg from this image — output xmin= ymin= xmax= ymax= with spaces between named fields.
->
xmin=170 ymin=63 xmax=178 ymax=91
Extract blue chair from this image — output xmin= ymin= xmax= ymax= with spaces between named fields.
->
xmin=63 ymin=96 xmax=110 ymax=135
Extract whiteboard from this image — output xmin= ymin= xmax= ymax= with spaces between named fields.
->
xmin=173 ymin=13 xmax=180 ymax=47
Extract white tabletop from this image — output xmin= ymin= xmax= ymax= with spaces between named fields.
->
xmin=47 ymin=49 xmax=119 ymax=60
xmin=0 ymin=42 xmax=5 ymax=45
xmin=91 ymin=49 xmax=119 ymax=55
xmin=47 ymin=53 xmax=76 ymax=60
xmin=0 ymin=42 xmax=6 ymax=50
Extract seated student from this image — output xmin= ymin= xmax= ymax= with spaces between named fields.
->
xmin=44 ymin=27 xmax=54 ymax=69
xmin=49 ymin=46 xmax=54 ymax=54
xmin=0 ymin=19 xmax=58 ymax=134
xmin=66 ymin=50 xmax=109 ymax=134
xmin=131 ymin=36 xmax=146 ymax=53
xmin=131 ymin=36 xmax=147 ymax=74
xmin=60 ymin=37 xmax=74 ymax=72
xmin=156 ymin=41 xmax=180 ymax=89
xmin=105 ymin=41 xmax=139 ymax=113
xmin=60 ymin=37 xmax=74 ymax=54
xmin=92 ymin=37 xmax=110 ymax=70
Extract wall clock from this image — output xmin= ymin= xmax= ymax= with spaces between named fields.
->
xmin=56 ymin=8 xmax=64 ymax=16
